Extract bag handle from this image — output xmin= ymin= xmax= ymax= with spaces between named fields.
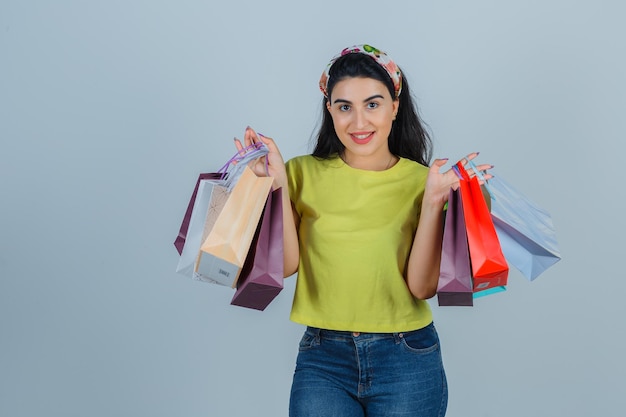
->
xmin=454 ymin=161 xmax=470 ymax=181
xmin=458 ymin=157 xmax=495 ymax=200
xmin=216 ymin=141 xmax=270 ymax=190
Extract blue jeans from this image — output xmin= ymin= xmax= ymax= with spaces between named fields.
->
xmin=289 ymin=322 xmax=448 ymax=417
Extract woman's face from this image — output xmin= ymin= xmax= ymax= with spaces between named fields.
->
xmin=326 ymin=77 xmax=399 ymax=168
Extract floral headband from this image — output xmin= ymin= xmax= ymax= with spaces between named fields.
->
xmin=319 ymin=44 xmax=403 ymax=98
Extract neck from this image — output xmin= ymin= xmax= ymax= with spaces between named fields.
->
xmin=341 ymin=153 xmax=398 ymax=171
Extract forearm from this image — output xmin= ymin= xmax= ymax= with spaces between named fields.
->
xmin=405 ymin=199 xmax=445 ymax=299
xmin=281 ymin=187 xmax=300 ymax=277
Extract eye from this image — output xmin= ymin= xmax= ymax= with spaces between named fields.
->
xmin=367 ymin=102 xmax=379 ymax=109
xmin=339 ymin=104 xmax=351 ymax=112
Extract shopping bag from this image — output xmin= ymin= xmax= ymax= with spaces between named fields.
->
xmin=231 ymin=187 xmax=284 ymax=311
xmin=173 ymin=141 xmax=270 ymax=255
xmin=196 ymin=166 xmax=274 ymax=287
xmin=437 ymin=188 xmax=474 ymax=306
xmin=463 ymin=159 xmax=562 ymax=281
xmin=176 ymin=179 xmax=229 ymax=280
xmin=174 ymin=173 xmax=225 ymax=255
xmin=488 ymin=175 xmax=561 ymax=280
xmin=455 ymin=162 xmax=508 ymax=291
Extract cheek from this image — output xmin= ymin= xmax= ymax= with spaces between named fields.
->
xmin=330 ymin=113 xmax=349 ymax=130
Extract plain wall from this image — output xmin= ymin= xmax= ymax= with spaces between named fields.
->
xmin=1 ymin=1 xmax=624 ymax=416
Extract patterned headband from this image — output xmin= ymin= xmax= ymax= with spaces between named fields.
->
xmin=319 ymin=44 xmax=403 ymax=98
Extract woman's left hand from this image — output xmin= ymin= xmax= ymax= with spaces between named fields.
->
xmin=422 ymin=152 xmax=493 ymax=208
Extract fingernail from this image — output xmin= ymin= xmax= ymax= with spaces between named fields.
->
xmin=475 ymin=151 xmax=480 ymax=156
xmin=257 ymin=132 xmax=265 ymax=137
xmin=441 ymin=157 xmax=449 ymax=161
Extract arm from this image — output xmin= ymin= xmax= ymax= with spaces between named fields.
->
xmin=235 ymin=127 xmax=300 ymax=278
xmin=405 ymin=154 xmax=493 ymax=299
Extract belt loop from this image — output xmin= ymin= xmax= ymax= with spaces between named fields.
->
xmin=393 ymin=332 xmax=402 ymax=344
xmin=308 ymin=326 xmax=321 ymax=342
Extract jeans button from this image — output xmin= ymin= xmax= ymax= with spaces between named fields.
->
xmin=352 ymin=332 xmax=360 ymax=337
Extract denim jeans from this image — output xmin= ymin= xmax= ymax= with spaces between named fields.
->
xmin=289 ymin=322 xmax=447 ymax=417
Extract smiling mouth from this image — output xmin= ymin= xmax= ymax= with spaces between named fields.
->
xmin=350 ymin=132 xmax=374 ymax=144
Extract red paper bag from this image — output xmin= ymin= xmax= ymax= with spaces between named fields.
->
xmin=231 ymin=187 xmax=284 ymax=311
xmin=455 ymin=162 xmax=508 ymax=291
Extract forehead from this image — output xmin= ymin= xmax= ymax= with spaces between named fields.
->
xmin=329 ymin=77 xmax=392 ymax=101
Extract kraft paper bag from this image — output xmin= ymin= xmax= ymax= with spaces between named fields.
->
xmin=456 ymin=162 xmax=509 ymax=291
xmin=196 ymin=166 xmax=274 ymax=287
xmin=231 ymin=187 xmax=284 ymax=311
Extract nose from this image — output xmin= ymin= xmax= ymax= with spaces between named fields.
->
xmin=353 ymin=107 xmax=367 ymax=129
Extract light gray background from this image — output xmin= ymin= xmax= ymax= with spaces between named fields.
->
xmin=1 ymin=1 xmax=624 ymax=416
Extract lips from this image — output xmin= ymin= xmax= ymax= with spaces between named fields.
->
xmin=350 ymin=132 xmax=374 ymax=145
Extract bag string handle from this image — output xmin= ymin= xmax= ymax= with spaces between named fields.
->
xmin=462 ymin=157 xmax=495 ymax=201
xmin=216 ymin=141 xmax=270 ymax=190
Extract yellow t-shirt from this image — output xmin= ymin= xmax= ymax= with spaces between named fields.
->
xmin=285 ymin=155 xmax=433 ymax=332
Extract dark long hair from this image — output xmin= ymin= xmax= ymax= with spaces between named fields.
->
xmin=312 ymin=53 xmax=432 ymax=166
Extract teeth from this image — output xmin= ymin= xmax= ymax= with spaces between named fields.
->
xmin=353 ymin=134 xmax=370 ymax=139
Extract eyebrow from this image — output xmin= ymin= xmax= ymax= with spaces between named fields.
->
xmin=332 ymin=94 xmax=385 ymax=105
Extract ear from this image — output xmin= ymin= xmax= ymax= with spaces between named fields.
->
xmin=326 ymin=100 xmax=331 ymax=113
xmin=392 ymin=98 xmax=399 ymax=119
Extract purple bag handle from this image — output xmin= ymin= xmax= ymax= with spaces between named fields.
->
xmin=218 ymin=141 xmax=270 ymax=190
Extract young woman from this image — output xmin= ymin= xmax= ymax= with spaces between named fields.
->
xmin=235 ymin=44 xmax=492 ymax=417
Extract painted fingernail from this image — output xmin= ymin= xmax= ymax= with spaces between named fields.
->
xmin=441 ymin=157 xmax=449 ymax=161
xmin=257 ymin=132 xmax=265 ymax=137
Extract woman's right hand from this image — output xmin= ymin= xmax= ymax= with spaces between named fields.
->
xmin=234 ymin=126 xmax=288 ymax=189
xmin=235 ymin=127 xmax=300 ymax=277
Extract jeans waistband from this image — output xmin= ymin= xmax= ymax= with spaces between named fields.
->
xmin=306 ymin=323 xmax=433 ymax=342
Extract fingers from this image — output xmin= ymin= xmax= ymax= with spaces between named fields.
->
xmin=233 ymin=137 xmax=244 ymax=152
xmin=456 ymin=152 xmax=494 ymax=177
xmin=235 ymin=127 xmax=266 ymax=155
xmin=237 ymin=126 xmax=284 ymax=164
xmin=464 ymin=151 xmax=480 ymax=162
xmin=428 ymin=157 xmax=449 ymax=174
xmin=432 ymin=157 xmax=449 ymax=167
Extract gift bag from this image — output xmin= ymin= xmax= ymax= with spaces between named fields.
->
xmin=196 ymin=166 xmax=274 ymax=287
xmin=464 ymin=159 xmax=561 ymax=281
xmin=174 ymin=173 xmax=225 ymax=255
xmin=173 ymin=141 xmax=270 ymax=255
xmin=437 ymin=188 xmax=474 ymax=306
xmin=488 ymin=175 xmax=561 ymax=280
xmin=455 ymin=162 xmax=508 ymax=291
xmin=176 ymin=179 xmax=229 ymax=280
xmin=231 ymin=187 xmax=284 ymax=311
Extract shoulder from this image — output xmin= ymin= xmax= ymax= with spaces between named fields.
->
xmin=396 ymin=157 xmax=429 ymax=177
xmin=286 ymin=154 xmax=340 ymax=175
xmin=285 ymin=154 xmax=313 ymax=170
